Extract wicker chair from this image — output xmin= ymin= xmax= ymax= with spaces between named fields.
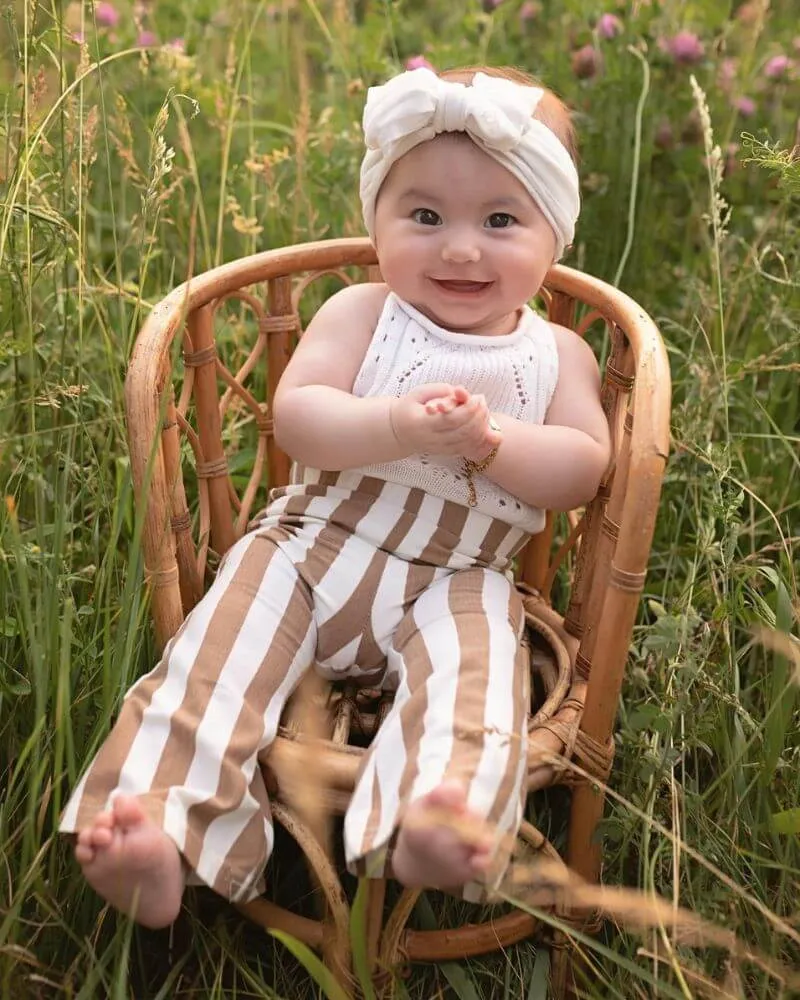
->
xmin=125 ymin=237 xmax=670 ymax=996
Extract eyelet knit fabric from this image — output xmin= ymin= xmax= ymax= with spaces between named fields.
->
xmin=350 ymin=292 xmax=559 ymax=533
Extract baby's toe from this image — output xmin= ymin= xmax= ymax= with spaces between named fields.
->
xmin=112 ymin=794 xmax=147 ymax=828
xmin=75 ymin=841 xmax=95 ymax=865
xmin=89 ymin=825 xmax=114 ymax=849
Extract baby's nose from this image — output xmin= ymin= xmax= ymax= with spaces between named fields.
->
xmin=441 ymin=233 xmax=481 ymax=264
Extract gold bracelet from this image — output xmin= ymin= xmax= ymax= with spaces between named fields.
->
xmin=462 ymin=442 xmax=500 ymax=507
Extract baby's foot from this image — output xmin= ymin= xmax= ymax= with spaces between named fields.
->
xmin=74 ymin=794 xmax=185 ymax=928
xmin=392 ymin=780 xmax=493 ymax=890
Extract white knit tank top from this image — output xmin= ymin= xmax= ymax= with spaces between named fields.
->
xmin=347 ymin=293 xmax=559 ymax=533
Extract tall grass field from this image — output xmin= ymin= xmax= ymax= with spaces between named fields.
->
xmin=1 ymin=0 xmax=798 ymax=996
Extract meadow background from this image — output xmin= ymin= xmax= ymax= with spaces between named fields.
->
xmin=1 ymin=0 xmax=799 ymax=997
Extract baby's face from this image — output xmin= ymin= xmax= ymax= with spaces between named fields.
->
xmin=373 ymin=133 xmax=557 ymax=337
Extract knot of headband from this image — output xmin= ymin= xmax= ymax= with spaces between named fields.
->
xmin=359 ymin=69 xmax=581 ymax=260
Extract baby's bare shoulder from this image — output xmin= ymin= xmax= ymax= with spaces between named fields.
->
xmin=310 ymin=281 xmax=390 ymax=333
xmin=548 ymin=322 xmax=600 ymax=373
xmin=277 ymin=282 xmax=390 ymax=395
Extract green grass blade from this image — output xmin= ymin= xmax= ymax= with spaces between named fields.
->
xmin=269 ymin=929 xmax=353 ymax=1000
xmin=525 ymin=947 xmax=550 ymax=1000
xmin=350 ymin=879 xmax=377 ymax=1000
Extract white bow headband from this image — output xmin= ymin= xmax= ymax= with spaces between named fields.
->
xmin=359 ymin=69 xmax=581 ymax=260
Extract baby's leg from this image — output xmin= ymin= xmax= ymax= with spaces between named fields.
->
xmin=61 ymin=529 xmax=318 ymax=921
xmin=346 ymin=567 xmax=529 ymax=897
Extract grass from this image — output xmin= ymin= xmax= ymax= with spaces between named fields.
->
xmin=2 ymin=0 xmax=799 ymax=996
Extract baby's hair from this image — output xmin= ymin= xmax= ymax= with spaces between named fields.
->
xmin=437 ymin=65 xmax=578 ymax=165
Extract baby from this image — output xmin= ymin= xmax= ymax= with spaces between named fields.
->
xmin=61 ymin=65 xmax=610 ymax=928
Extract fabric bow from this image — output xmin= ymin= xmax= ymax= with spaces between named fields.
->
xmin=363 ymin=69 xmax=543 ymax=160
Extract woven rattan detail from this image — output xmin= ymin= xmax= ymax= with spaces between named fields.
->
xmin=145 ymin=563 xmax=180 ymax=587
xmin=183 ymin=344 xmax=218 ymax=367
xmin=601 ymin=515 xmax=620 ymax=541
xmin=171 ymin=510 xmax=192 ymax=533
xmin=332 ymin=689 xmax=396 ymax=742
xmin=563 ymin=615 xmax=584 ymax=638
xmin=255 ymin=412 xmax=274 ymax=433
xmin=609 ymin=565 xmax=646 ymax=593
xmin=624 ymin=410 xmax=634 ymax=432
xmin=196 ymin=457 xmax=229 ymax=479
xmin=574 ymin=731 xmax=615 ymax=782
xmin=539 ymin=704 xmax=615 ymax=785
xmin=596 ymin=481 xmax=612 ymax=502
xmin=605 ymin=362 xmax=634 ymax=391
xmin=575 ymin=650 xmax=592 ymax=680
xmin=261 ymin=314 xmax=299 ymax=334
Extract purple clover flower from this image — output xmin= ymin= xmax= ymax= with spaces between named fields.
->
xmin=763 ymin=54 xmax=792 ymax=79
xmin=519 ymin=1 xmax=540 ymax=23
xmin=662 ymin=30 xmax=704 ymax=66
xmin=95 ymin=2 xmax=120 ymax=28
xmin=571 ymin=45 xmax=602 ymax=80
xmin=718 ymin=58 xmax=737 ymax=92
xmin=597 ymin=13 xmax=622 ymax=40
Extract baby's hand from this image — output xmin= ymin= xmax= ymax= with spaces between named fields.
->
xmin=422 ymin=385 xmax=470 ymax=416
xmin=391 ymin=384 xmax=502 ymax=459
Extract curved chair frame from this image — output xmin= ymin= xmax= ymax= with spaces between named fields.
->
xmin=124 ymin=238 xmax=670 ymax=995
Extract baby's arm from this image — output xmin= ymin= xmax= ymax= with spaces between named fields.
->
xmin=479 ymin=327 xmax=611 ymax=511
xmin=273 ymin=285 xmax=500 ymax=469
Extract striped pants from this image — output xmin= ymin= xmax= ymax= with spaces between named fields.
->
xmin=61 ymin=472 xmax=531 ymax=903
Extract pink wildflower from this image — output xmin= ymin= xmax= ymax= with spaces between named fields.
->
xmin=71 ymin=31 xmax=86 ymax=44
xmin=136 ymin=30 xmax=157 ymax=46
xmin=763 ymin=54 xmax=791 ymax=79
xmin=167 ymin=37 xmax=185 ymax=52
xmin=482 ymin=0 xmax=504 ymax=10
xmin=662 ymin=30 xmax=704 ymax=65
xmin=718 ymin=58 xmax=737 ymax=92
xmin=519 ymin=1 xmax=540 ymax=23
xmin=405 ymin=55 xmax=435 ymax=72
xmin=95 ymin=2 xmax=120 ymax=28
xmin=571 ymin=44 xmax=602 ymax=80
xmin=733 ymin=95 xmax=756 ymax=117
xmin=597 ymin=13 xmax=622 ymax=40
xmin=735 ymin=2 xmax=759 ymax=25
xmin=654 ymin=120 xmax=674 ymax=151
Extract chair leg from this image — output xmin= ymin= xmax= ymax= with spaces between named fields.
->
xmin=553 ymin=781 xmax=606 ymax=1000
xmin=550 ymin=937 xmax=571 ymax=999
xmin=566 ymin=782 xmax=604 ymax=885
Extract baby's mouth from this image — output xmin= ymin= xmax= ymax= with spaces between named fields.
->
xmin=432 ymin=279 xmax=492 ymax=293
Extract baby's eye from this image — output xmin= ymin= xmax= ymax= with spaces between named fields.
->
xmin=485 ymin=212 xmax=515 ymax=229
xmin=412 ymin=208 xmax=442 ymax=226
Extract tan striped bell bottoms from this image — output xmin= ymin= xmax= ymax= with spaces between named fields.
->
xmin=60 ymin=470 xmax=532 ymax=904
